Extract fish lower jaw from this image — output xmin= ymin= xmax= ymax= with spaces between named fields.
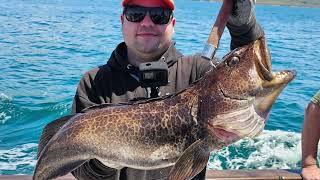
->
xmin=255 ymin=70 xmax=296 ymax=118
xmin=262 ymin=70 xmax=296 ymax=88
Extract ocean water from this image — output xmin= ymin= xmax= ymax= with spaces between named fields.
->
xmin=0 ymin=0 xmax=319 ymax=175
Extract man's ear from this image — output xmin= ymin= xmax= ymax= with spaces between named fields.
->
xmin=171 ymin=17 xmax=176 ymax=27
xmin=121 ymin=14 xmax=124 ymax=24
xmin=171 ymin=17 xmax=176 ymax=35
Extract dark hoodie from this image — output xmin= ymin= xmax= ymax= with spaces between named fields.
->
xmin=72 ymin=42 xmax=214 ymax=113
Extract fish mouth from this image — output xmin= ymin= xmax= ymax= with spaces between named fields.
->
xmin=253 ymin=38 xmax=296 ymax=119
xmin=254 ymin=37 xmax=296 ymax=86
xmin=254 ymin=37 xmax=273 ymax=81
xmin=254 ymin=70 xmax=296 ymax=119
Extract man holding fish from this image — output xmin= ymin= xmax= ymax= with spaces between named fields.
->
xmin=34 ymin=0 xmax=279 ymax=179
xmin=71 ymin=0 xmax=263 ymax=179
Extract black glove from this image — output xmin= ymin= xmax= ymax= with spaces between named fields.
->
xmin=227 ymin=0 xmax=264 ymax=49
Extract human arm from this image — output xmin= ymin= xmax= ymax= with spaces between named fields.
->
xmin=227 ymin=0 xmax=264 ymax=50
xmin=301 ymin=92 xmax=320 ymax=180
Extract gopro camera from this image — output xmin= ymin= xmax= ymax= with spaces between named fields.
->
xmin=139 ymin=62 xmax=169 ymax=88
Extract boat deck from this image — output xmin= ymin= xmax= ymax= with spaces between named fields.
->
xmin=0 ymin=169 xmax=302 ymax=179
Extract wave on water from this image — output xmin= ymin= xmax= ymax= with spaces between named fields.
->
xmin=0 ymin=143 xmax=37 ymax=175
xmin=0 ymin=93 xmax=12 ymax=102
xmin=0 ymin=93 xmax=13 ymax=124
xmin=208 ymin=130 xmax=307 ymax=170
xmin=0 ymin=112 xmax=11 ymax=124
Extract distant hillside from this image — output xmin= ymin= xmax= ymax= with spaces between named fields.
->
xmin=256 ymin=0 xmax=320 ymax=8
xmin=206 ymin=0 xmax=320 ymax=8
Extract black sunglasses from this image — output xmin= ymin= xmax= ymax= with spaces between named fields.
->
xmin=123 ymin=5 xmax=173 ymax=25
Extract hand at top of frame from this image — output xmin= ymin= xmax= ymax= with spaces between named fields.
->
xmin=228 ymin=0 xmax=256 ymax=27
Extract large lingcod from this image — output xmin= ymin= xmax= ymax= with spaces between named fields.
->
xmin=33 ymin=37 xmax=295 ymax=180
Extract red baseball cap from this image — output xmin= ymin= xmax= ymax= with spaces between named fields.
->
xmin=122 ymin=0 xmax=174 ymax=10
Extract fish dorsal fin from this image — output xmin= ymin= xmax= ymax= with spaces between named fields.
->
xmin=80 ymin=94 xmax=179 ymax=113
xmin=81 ymin=103 xmax=131 ymax=113
xmin=37 ymin=115 xmax=73 ymax=158
xmin=129 ymin=95 xmax=172 ymax=104
xmin=129 ymin=88 xmax=190 ymax=104
xmin=168 ymin=138 xmax=210 ymax=180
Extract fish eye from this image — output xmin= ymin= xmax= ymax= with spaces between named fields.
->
xmin=227 ymin=56 xmax=240 ymax=67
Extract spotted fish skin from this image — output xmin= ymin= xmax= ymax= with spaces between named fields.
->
xmin=35 ymin=85 xmax=204 ymax=179
xmin=33 ymin=37 xmax=296 ymax=180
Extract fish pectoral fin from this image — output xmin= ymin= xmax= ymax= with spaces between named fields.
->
xmin=168 ymin=139 xmax=210 ymax=180
xmin=37 ymin=115 xmax=73 ymax=158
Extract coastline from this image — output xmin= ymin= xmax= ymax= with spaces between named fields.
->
xmin=206 ymin=0 xmax=320 ymax=8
